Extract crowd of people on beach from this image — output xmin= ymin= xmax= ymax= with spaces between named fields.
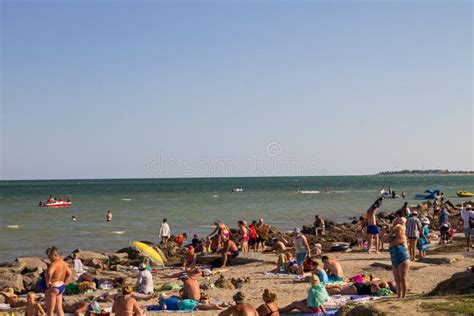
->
xmin=3 ymin=190 xmax=474 ymax=316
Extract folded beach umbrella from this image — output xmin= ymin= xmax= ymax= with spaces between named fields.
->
xmin=129 ymin=241 xmax=165 ymax=267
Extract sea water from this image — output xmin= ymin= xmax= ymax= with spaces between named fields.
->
xmin=0 ymin=175 xmax=472 ymax=262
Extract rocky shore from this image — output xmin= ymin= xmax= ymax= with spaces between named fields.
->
xmin=1 ymin=199 xmax=473 ymax=315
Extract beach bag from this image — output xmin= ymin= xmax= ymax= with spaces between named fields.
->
xmin=35 ymin=272 xmax=48 ymax=293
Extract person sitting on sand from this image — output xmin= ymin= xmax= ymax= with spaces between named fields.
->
xmin=322 ymin=256 xmax=344 ymax=282
xmin=219 ymin=291 xmax=258 ymax=316
xmin=286 ymin=252 xmax=300 ymax=274
xmin=326 ymin=279 xmax=388 ymax=295
xmin=191 ymin=233 xmax=202 ymax=251
xmin=313 ymin=214 xmax=325 ymax=236
xmin=112 ymin=285 xmax=143 ymax=316
xmin=72 ymin=251 xmax=95 ymax=282
xmin=45 ymin=246 xmax=72 ymax=316
xmin=311 ymin=261 xmax=329 ymax=284
xmin=256 ymin=289 xmax=279 ymax=316
xmin=0 ymin=288 xmax=27 ymax=308
xmin=383 ymin=213 xmax=410 ymax=299
xmin=178 ymin=269 xmax=202 ymax=301
xmin=303 ymin=257 xmax=316 ymax=272
xmin=136 ymin=263 xmax=153 ymax=294
xmin=219 ymin=238 xmax=239 ymax=268
xmin=366 ymin=197 xmax=383 ymax=254
xmin=182 ymin=245 xmax=197 ymax=271
xmin=312 ymin=243 xmax=323 ymax=257
xmin=26 ymin=292 xmax=46 ymax=316
xmin=279 ymin=274 xmax=328 ymax=314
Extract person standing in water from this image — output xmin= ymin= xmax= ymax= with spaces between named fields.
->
xmin=106 ymin=210 xmax=113 ymax=222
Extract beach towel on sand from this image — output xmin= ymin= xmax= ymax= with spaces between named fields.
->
xmin=326 ymin=294 xmax=382 ymax=307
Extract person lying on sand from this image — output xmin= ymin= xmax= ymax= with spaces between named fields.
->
xmin=279 ymin=275 xmax=328 ymax=314
xmin=112 ymin=285 xmax=143 ymax=316
xmin=62 ymin=301 xmax=89 ymax=316
xmin=256 ymin=289 xmax=279 ymax=316
xmin=326 ymin=279 xmax=389 ymax=295
xmin=0 ymin=288 xmax=27 ymax=308
xmin=157 ymin=292 xmax=225 ymax=311
xmin=322 ymin=256 xmax=344 ymax=282
xmin=219 ymin=291 xmax=258 ymax=316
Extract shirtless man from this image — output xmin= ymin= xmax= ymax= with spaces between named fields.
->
xmin=366 ymin=197 xmax=383 ymax=253
xmin=179 ymin=269 xmax=201 ymax=301
xmin=45 ymin=247 xmax=71 ymax=316
xmin=219 ymin=291 xmax=258 ymax=316
xmin=383 ymin=215 xmax=410 ymax=298
xmin=112 ymin=285 xmax=143 ymax=316
xmin=321 ymin=256 xmax=344 ymax=282
xmin=219 ymin=238 xmax=239 ymax=268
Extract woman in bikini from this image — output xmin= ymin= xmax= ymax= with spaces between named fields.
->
xmin=238 ymin=220 xmax=250 ymax=252
xmin=257 ymin=289 xmax=279 ymax=316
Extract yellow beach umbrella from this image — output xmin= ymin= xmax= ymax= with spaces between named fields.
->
xmin=129 ymin=241 xmax=165 ymax=267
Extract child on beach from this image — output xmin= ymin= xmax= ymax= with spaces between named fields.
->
xmin=25 ymin=292 xmax=45 ymax=316
xmin=203 ymin=236 xmax=212 ymax=253
xmin=182 ymin=245 xmax=197 ymax=271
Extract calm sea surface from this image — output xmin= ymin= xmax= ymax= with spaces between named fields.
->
xmin=1 ymin=175 xmax=473 ymax=262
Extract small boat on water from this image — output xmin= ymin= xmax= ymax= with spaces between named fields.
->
xmin=40 ymin=201 xmax=72 ymax=208
xmin=414 ymin=189 xmax=440 ymax=199
xmin=457 ymin=191 xmax=473 ymax=198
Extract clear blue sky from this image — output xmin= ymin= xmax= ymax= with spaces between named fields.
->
xmin=1 ymin=0 xmax=472 ymax=180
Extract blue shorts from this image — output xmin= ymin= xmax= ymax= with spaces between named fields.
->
xmin=327 ymin=274 xmax=344 ymax=283
xmin=367 ymin=225 xmax=380 ymax=235
xmin=231 ymin=251 xmax=240 ymax=258
xmin=296 ymin=252 xmax=307 ymax=265
xmin=52 ymin=284 xmax=65 ymax=295
xmin=464 ymin=228 xmax=473 ymax=239
xmin=389 ymin=244 xmax=409 ymax=266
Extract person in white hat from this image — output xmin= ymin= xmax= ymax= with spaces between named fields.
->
xmin=417 ymin=217 xmax=431 ymax=258
xmin=136 ymin=263 xmax=153 ymax=294
xmin=460 ymin=204 xmax=473 ymax=251
xmin=289 ymin=227 xmax=311 ymax=275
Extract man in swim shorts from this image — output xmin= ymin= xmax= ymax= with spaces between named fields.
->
xmin=45 ymin=246 xmax=72 ymax=316
xmin=219 ymin=238 xmax=239 ymax=268
xmin=383 ymin=216 xmax=410 ymax=298
xmin=321 ymin=256 xmax=344 ymax=282
xmin=366 ymin=197 xmax=383 ymax=254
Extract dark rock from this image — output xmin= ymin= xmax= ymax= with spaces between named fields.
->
xmin=429 ymin=270 xmax=474 ymax=295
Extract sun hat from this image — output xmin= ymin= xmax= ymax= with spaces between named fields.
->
xmin=467 ymin=205 xmax=472 ymax=210
xmin=315 ymin=243 xmax=322 ymax=249
xmin=421 ymin=217 xmax=430 ymax=225
xmin=0 ymin=288 xmax=17 ymax=298
xmin=293 ymin=227 xmax=301 ymax=234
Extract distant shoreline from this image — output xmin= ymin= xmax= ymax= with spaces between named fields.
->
xmin=377 ymin=170 xmax=474 ymax=176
